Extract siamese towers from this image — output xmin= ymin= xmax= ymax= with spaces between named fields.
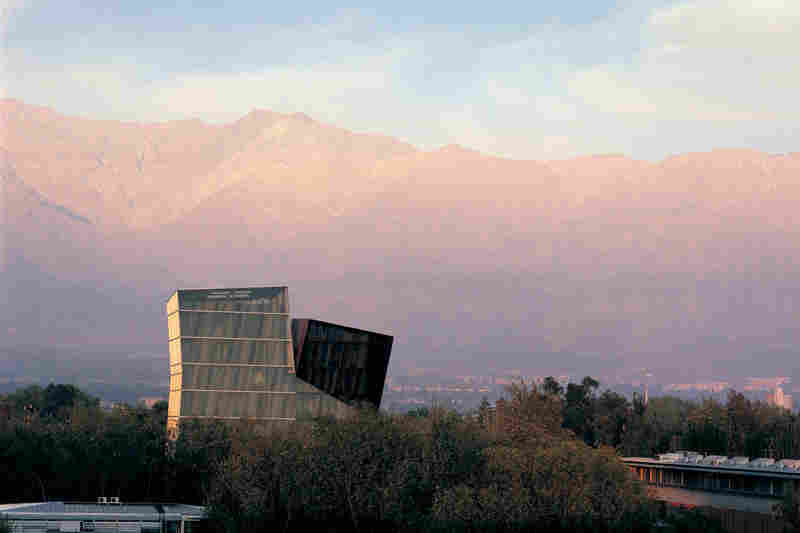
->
xmin=167 ymin=287 xmax=392 ymax=436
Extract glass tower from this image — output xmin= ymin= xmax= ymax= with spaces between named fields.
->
xmin=166 ymin=287 xmax=296 ymax=436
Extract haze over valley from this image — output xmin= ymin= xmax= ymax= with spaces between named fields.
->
xmin=3 ymin=99 xmax=800 ymax=397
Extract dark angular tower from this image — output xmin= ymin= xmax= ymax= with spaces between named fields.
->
xmin=292 ymin=318 xmax=393 ymax=418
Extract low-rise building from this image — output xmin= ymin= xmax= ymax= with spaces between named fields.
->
xmin=0 ymin=500 xmax=205 ymax=533
xmin=623 ymin=452 xmax=800 ymax=532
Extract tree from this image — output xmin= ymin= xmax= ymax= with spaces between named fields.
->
xmin=632 ymin=392 xmax=646 ymax=417
xmin=563 ymin=376 xmax=600 ymax=446
xmin=477 ymin=396 xmax=491 ymax=426
xmin=406 ymin=406 xmax=430 ymax=418
xmin=774 ymin=486 xmax=800 ymax=532
xmin=502 ymin=381 xmax=565 ymax=444
xmin=593 ymin=390 xmax=630 ymax=448
xmin=433 ymin=436 xmax=653 ymax=531
xmin=40 ymin=384 xmax=99 ymax=419
xmin=725 ymin=390 xmax=755 ymax=456
xmin=543 ymin=376 xmax=564 ymax=397
xmin=152 ymin=400 xmax=168 ymax=427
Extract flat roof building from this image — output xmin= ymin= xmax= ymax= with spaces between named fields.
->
xmin=166 ymin=287 xmax=392 ymax=435
xmin=622 ymin=452 xmax=800 ymax=532
xmin=0 ymin=501 xmax=205 ymax=533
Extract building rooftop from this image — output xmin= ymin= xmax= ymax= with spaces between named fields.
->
xmin=623 ymin=451 xmax=800 ymax=477
xmin=0 ymin=501 xmax=205 ymax=521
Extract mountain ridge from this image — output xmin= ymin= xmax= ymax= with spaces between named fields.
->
xmin=3 ymin=98 xmax=800 ymax=379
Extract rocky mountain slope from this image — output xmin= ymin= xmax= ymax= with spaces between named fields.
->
xmin=3 ymin=98 xmax=800 ymax=379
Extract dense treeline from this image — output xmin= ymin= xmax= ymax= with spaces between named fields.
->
xmin=2 ymin=384 xmax=180 ymax=502
xmin=203 ymin=384 xmax=658 ymax=533
xmin=529 ymin=376 xmax=800 ymax=459
xmin=0 ymin=382 xmax=733 ymax=532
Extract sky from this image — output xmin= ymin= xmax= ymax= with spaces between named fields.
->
xmin=2 ymin=0 xmax=800 ymax=160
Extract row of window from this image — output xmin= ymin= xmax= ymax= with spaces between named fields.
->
xmin=4 ymin=520 xmax=186 ymax=533
xmin=296 ymin=391 xmax=354 ymax=419
xmin=299 ymin=341 xmax=372 ymax=368
xmin=177 ymin=365 xmax=296 ymax=392
xmin=301 ymin=324 xmax=375 ymax=344
xmin=178 ymin=390 xmax=296 ymax=419
xmin=178 ymin=288 xmax=289 ymax=314
xmin=168 ymin=388 xmax=357 ymax=421
xmin=297 ymin=365 xmax=378 ymax=403
xmin=172 ymin=313 xmax=290 ymax=340
xmin=170 ymin=338 xmax=292 ymax=365
xmin=634 ymin=467 xmax=790 ymax=496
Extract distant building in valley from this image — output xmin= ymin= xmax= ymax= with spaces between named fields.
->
xmin=138 ymin=396 xmax=166 ymax=409
xmin=767 ymin=386 xmax=793 ymax=411
xmin=478 ymin=398 xmax=509 ymax=436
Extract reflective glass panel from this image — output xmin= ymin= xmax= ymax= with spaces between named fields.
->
xmin=178 ymin=312 xmax=289 ymax=339
xmin=181 ymin=365 xmax=295 ymax=392
xmin=293 ymin=320 xmax=392 ymax=408
xmin=181 ymin=338 xmax=290 ymax=365
xmin=178 ymin=287 xmax=288 ymax=313
xmin=181 ymin=390 xmax=296 ymax=419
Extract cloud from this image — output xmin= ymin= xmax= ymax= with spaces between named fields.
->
xmin=1 ymin=0 xmax=32 ymax=80
xmin=649 ymin=0 xmax=800 ymax=46
xmin=3 ymin=2 xmax=799 ymax=161
xmin=0 ymin=0 xmax=28 ymax=29
xmin=486 ymin=80 xmax=531 ymax=107
xmin=149 ymin=67 xmax=389 ymax=123
xmin=567 ymin=0 xmax=800 ymax=121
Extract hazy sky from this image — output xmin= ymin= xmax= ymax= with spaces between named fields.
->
xmin=3 ymin=0 xmax=799 ymax=160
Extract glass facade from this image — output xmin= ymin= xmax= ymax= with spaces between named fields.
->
xmin=181 ymin=365 xmax=295 ymax=391
xmin=179 ymin=390 xmax=295 ymax=419
xmin=177 ymin=312 xmax=288 ymax=339
xmin=179 ymin=338 xmax=291 ymax=365
xmin=178 ymin=287 xmax=288 ymax=313
xmin=295 ymin=377 xmax=356 ymax=420
xmin=292 ymin=319 xmax=393 ymax=410
xmin=167 ymin=287 xmax=393 ymax=435
xmin=167 ymin=287 xmax=296 ymax=431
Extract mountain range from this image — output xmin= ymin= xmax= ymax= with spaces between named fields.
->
xmin=3 ymin=98 xmax=800 ymax=386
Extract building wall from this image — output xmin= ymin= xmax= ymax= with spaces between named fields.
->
xmin=295 ymin=377 xmax=357 ymax=420
xmin=627 ymin=462 xmax=794 ymax=533
xmin=292 ymin=319 xmax=392 ymax=410
xmin=167 ymin=288 xmax=393 ymax=435
xmin=704 ymin=507 xmax=786 ymax=533
xmin=167 ymin=287 xmax=296 ymax=436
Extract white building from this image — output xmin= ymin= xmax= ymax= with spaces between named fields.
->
xmin=0 ymin=501 xmax=205 ymax=533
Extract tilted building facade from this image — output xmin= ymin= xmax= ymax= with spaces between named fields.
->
xmin=167 ymin=287 xmax=392 ymax=435
xmin=292 ymin=318 xmax=392 ymax=419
